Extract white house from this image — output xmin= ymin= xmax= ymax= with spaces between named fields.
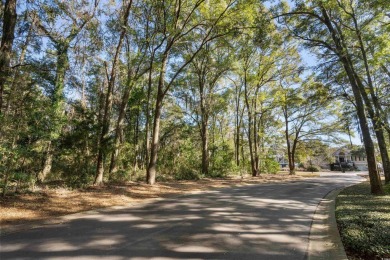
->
xmin=332 ymin=147 xmax=367 ymax=171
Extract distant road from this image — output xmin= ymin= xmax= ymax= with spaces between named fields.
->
xmin=1 ymin=173 xmax=363 ymax=260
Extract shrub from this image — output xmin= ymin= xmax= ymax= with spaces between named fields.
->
xmin=306 ymin=165 xmax=319 ymax=172
xmin=336 ymin=182 xmax=390 ymax=259
xmin=175 ymin=168 xmax=200 ymax=180
xmin=209 ymin=143 xmax=235 ymax=177
xmin=109 ymin=169 xmax=132 ymax=183
xmin=262 ymin=158 xmax=280 ymax=174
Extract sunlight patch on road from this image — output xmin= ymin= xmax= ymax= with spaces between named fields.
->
xmin=133 ymin=223 xmax=158 ymax=229
xmin=0 ymin=243 xmax=27 ymax=252
xmin=37 ymin=241 xmax=79 ymax=251
xmin=98 ymin=214 xmax=143 ymax=222
xmin=85 ymin=235 xmax=124 ymax=247
xmin=173 ymin=245 xmax=223 ymax=253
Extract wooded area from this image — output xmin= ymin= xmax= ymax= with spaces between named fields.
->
xmin=0 ymin=0 xmax=389 ymax=195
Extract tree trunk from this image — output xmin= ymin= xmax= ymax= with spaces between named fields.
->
xmin=351 ymin=72 xmax=390 ymax=183
xmin=94 ymin=150 xmax=105 ymax=185
xmin=109 ymin=81 xmax=133 ymax=177
xmin=373 ymin=128 xmax=390 ymax=184
xmin=146 ymin=52 xmax=168 ymax=185
xmin=201 ymin=115 xmax=209 ymax=175
xmin=146 ymin=92 xmax=163 ymax=185
xmin=351 ymin=84 xmax=383 ymax=194
xmin=94 ymin=79 xmax=106 ymax=185
xmin=244 ymin=70 xmax=256 ymax=177
xmin=37 ymin=142 xmax=53 ymax=183
xmin=94 ymin=2 xmax=132 ymax=185
xmin=0 ymin=0 xmax=17 ymax=114
xmin=37 ymin=49 xmax=69 ymax=182
xmin=235 ymin=113 xmax=240 ymax=167
xmin=144 ymin=58 xmax=154 ymax=169
xmin=351 ymin=13 xmax=390 ymax=183
xmin=200 ymin=78 xmax=209 ymax=175
xmin=234 ymin=81 xmax=240 ymax=166
xmin=320 ymin=6 xmax=383 ymax=195
xmin=94 ymin=67 xmax=115 ymax=186
xmin=340 ymin=57 xmax=384 ymax=194
xmin=133 ymin=109 xmax=140 ymax=172
xmin=283 ymin=106 xmax=295 ymax=175
xmin=287 ymin=140 xmax=295 ymax=175
xmin=6 ymin=23 xmax=32 ymax=114
xmin=253 ymin=102 xmax=259 ymax=175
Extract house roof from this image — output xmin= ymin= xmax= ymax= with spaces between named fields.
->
xmin=332 ymin=147 xmax=350 ymax=156
xmin=332 ymin=146 xmax=366 ymax=157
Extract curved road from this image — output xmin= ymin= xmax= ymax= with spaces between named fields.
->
xmin=0 ymin=173 xmax=363 ymax=260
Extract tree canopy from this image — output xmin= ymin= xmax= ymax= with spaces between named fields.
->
xmin=0 ymin=0 xmax=388 ymax=195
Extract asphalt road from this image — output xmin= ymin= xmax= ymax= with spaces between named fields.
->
xmin=0 ymin=173 xmax=363 ymax=260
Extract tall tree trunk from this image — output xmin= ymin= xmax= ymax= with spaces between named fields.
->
xmin=109 ymin=79 xmax=133 ymax=177
xmin=352 ymin=73 xmax=390 ymax=183
xmin=339 ymin=57 xmax=384 ymax=194
xmin=350 ymin=16 xmax=390 ymax=184
xmin=0 ymin=0 xmax=17 ymax=114
xmin=94 ymin=67 xmax=116 ymax=185
xmin=348 ymin=76 xmax=383 ymax=194
xmin=253 ymin=102 xmax=259 ymax=175
xmin=284 ymin=107 xmax=295 ymax=175
xmin=37 ymin=49 xmax=69 ymax=182
xmin=94 ymin=78 xmax=106 ymax=184
xmin=146 ymin=91 xmax=164 ymax=185
xmin=200 ymin=78 xmax=209 ymax=175
xmin=146 ymin=46 xmax=173 ymax=185
xmin=146 ymin=53 xmax=168 ymax=185
xmin=144 ymin=60 xmax=154 ymax=169
xmin=94 ymin=1 xmax=132 ymax=185
xmin=37 ymin=142 xmax=53 ymax=182
xmin=244 ymin=70 xmax=256 ymax=177
xmin=201 ymin=113 xmax=209 ymax=175
xmin=6 ymin=23 xmax=32 ymax=114
xmin=320 ymin=6 xmax=384 ymax=195
xmin=133 ymin=108 xmax=140 ymax=171
xmin=235 ymin=106 xmax=240 ymax=167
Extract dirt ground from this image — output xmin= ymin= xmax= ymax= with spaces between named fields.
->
xmin=0 ymin=174 xmax=312 ymax=229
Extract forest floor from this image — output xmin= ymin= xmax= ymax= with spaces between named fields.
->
xmin=0 ymin=173 xmax=317 ymax=228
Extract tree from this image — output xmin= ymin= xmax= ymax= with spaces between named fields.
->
xmin=30 ymin=0 xmax=98 ymax=182
xmin=146 ymin=0 xmax=237 ymax=185
xmin=0 ymin=0 xmax=17 ymax=114
xmin=186 ymin=42 xmax=232 ymax=175
xmin=237 ymin=20 xmax=294 ymax=176
xmin=94 ymin=0 xmax=133 ymax=185
xmin=274 ymin=0 xmax=385 ymax=194
xmin=279 ymin=77 xmax=341 ymax=175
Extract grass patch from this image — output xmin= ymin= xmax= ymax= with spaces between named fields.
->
xmin=336 ymin=182 xmax=390 ymax=259
xmin=295 ymin=172 xmax=320 ymax=177
xmin=276 ymin=170 xmax=320 ymax=177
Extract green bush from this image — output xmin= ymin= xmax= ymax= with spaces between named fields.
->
xmin=336 ymin=182 xmax=390 ymax=259
xmin=175 ymin=168 xmax=200 ymax=180
xmin=209 ymin=143 xmax=235 ymax=177
xmin=306 ymin=165 xmax=319 ymax=172
xmin=109 ymin=169 xmax=132 ymax=183
xmin=261 ymin=158 xmax=280 ymax=174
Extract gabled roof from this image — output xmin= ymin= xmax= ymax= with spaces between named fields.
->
xmin=332 ymin=145 xmax=366 ymax=157
xmin=332 ymin=147 xmax=351 ymax=156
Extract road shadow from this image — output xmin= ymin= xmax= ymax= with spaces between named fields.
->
xmin=0 ymin=176 xmax=362 ymax=259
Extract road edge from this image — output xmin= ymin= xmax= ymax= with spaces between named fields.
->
xmin=307 ymin=187 xmax=347 ymax=260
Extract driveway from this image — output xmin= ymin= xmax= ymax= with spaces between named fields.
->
xmin=0 ymin=173 xmax=363 ymax=260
